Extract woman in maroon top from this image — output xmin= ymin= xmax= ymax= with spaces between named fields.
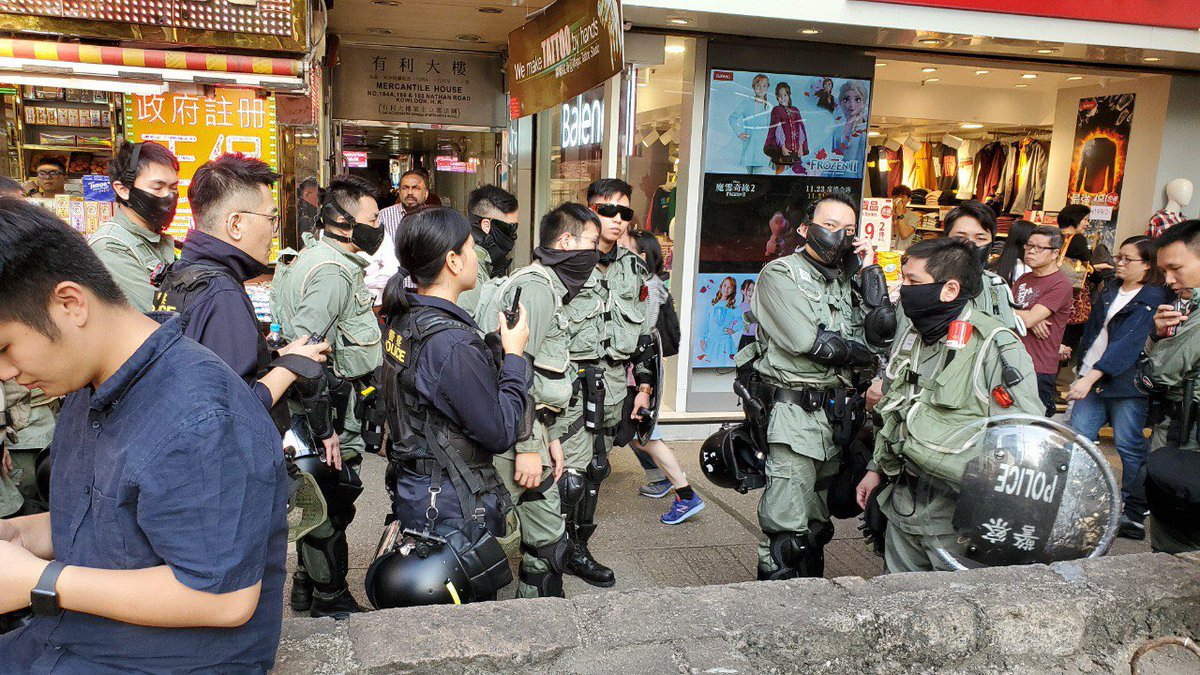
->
xmin=764 ymin=82 xmax=809 ymax=175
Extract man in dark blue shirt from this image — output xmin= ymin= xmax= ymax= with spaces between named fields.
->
xmin=0 ymin=198 xmax=288 ymax=673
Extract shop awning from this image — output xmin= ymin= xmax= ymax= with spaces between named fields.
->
xmin=0 ymin=38 xmax=306 ymax=92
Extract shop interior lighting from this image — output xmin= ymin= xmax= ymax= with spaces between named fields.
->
xmin=919 ymin=38 xmax=942 ymax=45
xmin=664 ymin=44 xmax=686 ymax=54
xmin=1036 ymin=48 xmax=1058 ymax=54
xmin=922 ymin=78 xmax=940 ymax=83
xmin=1015 ymin=84 xmax=1028 ymax=88
xmin=902 ymin=135 xmax=922 ymax=152
xmin=1143 ymin=56 xmax=1162 ymax=62
xmin=941 ymin=134 xmax=964 ymax=149
xmin=0 ymin=56 xmax=304 ymax=91
xmin=974 ymin=70 xmax=990 ymax=75
xmin=641 ymin=129 xmax=660 ymax=147
xmin=884 ymin=138 xmax=902 ymax=152
xmin=920 ymin=67 xmax=937 ymax=73
xmin=667 ymin=17 xmax=690 ymax=25
xmin=0 ymin=72 xmax=166 ymax=95
xmin=800 ymin=28 xmax=821 ymax=35
xmin=1067 ymin=76 xmax=1084 ymax=81
xmin=875 ymin=61 xmax=887 ymax=67
xmin=961 ymin=123 xmax=984 ymax=129
xmin=867 ymin=130 xmax=881 ymax=137
xmin=1021 ymin=73 xmax=1037 ymax=79
xmin=659 ymin=128 xmax=675 ymax=146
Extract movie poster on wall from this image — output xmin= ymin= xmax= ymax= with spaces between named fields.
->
xmin=1067 ymin=93 xmax=1135 ymax=253
xmin=692 ymin=68 xmax=870 ymax=369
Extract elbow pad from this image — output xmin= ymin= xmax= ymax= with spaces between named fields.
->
xmin=810 ymin=327 xmax=872 ymax=368
xmin=858 ymin=265 xmax=897 ymax=349
xmin=1133 ymin=355 xmax=1167 ymax=396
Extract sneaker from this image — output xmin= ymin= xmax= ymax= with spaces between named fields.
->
xmin=1116 ymin=515 xmax=1146 ymax=541
xmin=661 ymin=494 xmax=705 ymax=525
xmin=639 ymin=479 xmax=673 ymax=499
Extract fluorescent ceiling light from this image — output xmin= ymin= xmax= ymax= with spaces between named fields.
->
xmin=1015 ymin=84 xmax=1028 ymax=88
xmin=923 ymin=78 xmax=940 ymax=83
xmin=876 ymin=62 xmax=888 ymax=67
xmin=1036 ymin=48 xmax=1057 ymax=54
xmin=665 ymin=44 xmax=686 ymax=54
xmin=921 ymin=67 xmax=937 ymax=73
xmin=919 ymin=38 xmax=942 ymax=45
xmin=961 ymin=123 xmax=984 ymax=129
xmin=1021 ymin=73 xmax=1037 ymax=79
xmin=667 ymin=17 xmax=690 ymax=25
xmin=1143 ymin=56 xmax=1162 ymax=62
xmin=0 ymin=72 xmax=166 ymax=95
xmin=1067 ymin=76 xmax=1084 ymax=81
xmin=975 ymin=70 xmax=990 ymax=75
xmin=867 ymin=130 xmax=881 ymax=137
xmin=800 ymin=28 xmax=821 ymax=35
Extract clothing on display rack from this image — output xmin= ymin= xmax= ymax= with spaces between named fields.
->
xmin=1007 ymin=138 xmax=1049 ymax=215
xmin=645 ymin=182 xmax=677 ymax=235
xmin=867 ymin=145 xmax=904 ymax=198
xmin=1147 ymin=208 xmax=1185 ymax=237
xmin=973 ymin=141 xmax=1007 ymax=203
xmin=955 ymin=140 xmax=980 ymax=200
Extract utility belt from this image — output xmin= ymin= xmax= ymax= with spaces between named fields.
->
xmin=350 ymin=370 xmax=385 ymax=455
xmin=748 ymin=378 xmax=866 ymax=449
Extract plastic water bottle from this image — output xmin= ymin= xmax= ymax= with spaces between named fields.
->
xmin=266 ymin=322 xmax=287 ymax=351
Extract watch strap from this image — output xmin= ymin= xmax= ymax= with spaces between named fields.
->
xmin=30 ymin=560 xmax=67 ymax=617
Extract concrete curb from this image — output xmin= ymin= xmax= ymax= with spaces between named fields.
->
xmin=274 ymin=552 xmax=1200 ymax=674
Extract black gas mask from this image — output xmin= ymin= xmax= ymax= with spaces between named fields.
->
xmin=472 ymin=214 xmax=518 ymax=277
xmin=319 ymin=200 xmax=385 ymax=256
xmin=116 ymin=142 xmax=178 ymax=234
xmin=804 ymin=222 xmax=856 ymax=267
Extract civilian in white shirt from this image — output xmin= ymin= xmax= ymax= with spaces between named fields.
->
xmin=363 ymin=169 xmax=429 ymax=304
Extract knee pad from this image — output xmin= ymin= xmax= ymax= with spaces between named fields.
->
xmin=520 ymin=532 xmax=569 ymax=574
xmin=809 ymin=521 xmax=834 ymax=548
xmin=300 ymin=529 xmax=349 ymax=589
xmin=585 ymin=452 xmax=611 ymax=484
xmin=557 ymin=470 xmax=585 ymax=509
xmin=767 ymin=532 xmax=810 ymax=580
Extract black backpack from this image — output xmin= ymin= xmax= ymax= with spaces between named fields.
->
xmin=656 ymin=293 xmax=681 ymax=358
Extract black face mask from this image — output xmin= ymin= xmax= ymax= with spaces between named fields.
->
xmin=597 ymin=246 xmax=619 ymax=266
xmin=804 ymin=223 xmax=855 ymax=267
xmin=321 ymin=201 xmax=385 ymax=256
xmin=474 ymin=216 xmax=518 ymax=277
xmin=900 ymin=282 xmax=970 ymax=346
xmin=974 ymin=242 xmax=992 ymax=267
xmin=535 ymin=246 xmax=599 ymax=303
xmin=121 ymin=186 xmax=178 ymax=234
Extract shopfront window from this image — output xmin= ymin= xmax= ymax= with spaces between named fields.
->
xmin=542 ymin=83 xmax=607 ymax=206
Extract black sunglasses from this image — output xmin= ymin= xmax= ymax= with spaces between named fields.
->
xmin=593 ymin=203 xmax=635 ymax=222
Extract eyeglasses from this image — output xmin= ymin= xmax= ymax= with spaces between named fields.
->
xmin=592 ymin=203 xmax=635 ymax=222
xmin=575 ymin=234 xmax=600 ymax=249
xmin=1114 ymin=256 xmax=1144 ymax=264
xmin=1024 ymin=243 xmax=1058 ymax=253
xmin=36 ymin=170 xmax=63 ymax=178
xmin=238 ymin=210 xmax=281 ymax=232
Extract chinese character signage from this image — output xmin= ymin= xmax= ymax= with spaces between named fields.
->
xmin=333 ymin=46 xmax=504 ymax=128
xmin=125 ymin=89 xmax=279 ymax=252
xmin=506 ymin=0 xmax=623 ymax=119
xmin=1067 ymin=93 xmax=1134 ymax=254
xmin=859 ymin=198 xmax=893 ymax=252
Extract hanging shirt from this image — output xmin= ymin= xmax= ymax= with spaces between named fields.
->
xmin=1147 ymin=209 xmax=1185 ymax=237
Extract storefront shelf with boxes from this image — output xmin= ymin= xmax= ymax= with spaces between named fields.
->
xmin=12 ymin=85 xmax=119 ymax=180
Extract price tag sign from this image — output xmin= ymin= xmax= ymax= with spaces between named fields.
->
xmin=859 ymin=198 xmax=893 ymax=253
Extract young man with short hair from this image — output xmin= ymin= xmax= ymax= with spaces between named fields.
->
xmin=458 ymin=184 xmax=521 ymax=314
xmin=22 ymin=158 xmax=76 ymax=198
xmin=1014 ymin=226 xmax=1074 ymax=416
xmin=89 ymin=141 xmax=181 ymax=312
xmin=0 ymin=198 xmax=288 ymax=673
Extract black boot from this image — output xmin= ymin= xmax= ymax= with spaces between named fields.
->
xmin=310 ymin=588 xmax=364 ymax=620
xmin=565 ymin=523 xmax=615 ymax=588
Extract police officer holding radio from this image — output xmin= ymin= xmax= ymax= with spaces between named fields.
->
xmin=472 ymin=203 xmax=601 ymax=598
xmin=366 ymin=207 xmax=529 ymax=608
xmin=734 ymin=192 xmax=892 ymax=580
xmin=558 ymin=178 xmax=653 ymax=588
xmin=271 ymin=174 xmax=385 ymax=618
xmin=153 ymin=154 xmax=332 ymax=413
xmin=90 ymin=141 xmax=181 ymax=313
xmin=856 ymin=238 xmax=1041 ymax=572
xmin=1139 ymin=219 xmax=1200 ymax=554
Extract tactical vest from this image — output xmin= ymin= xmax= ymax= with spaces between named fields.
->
xmin=566 ymin=247 xmax=648 ymax=363
xmin=877 ymin=308 xmax=1030 ymax=485
xmin=90 ymin=218 xmax=175 ymax=283
xmin=381 ymin=303 xmax=507 ymax=524
xmin=153 ymin=262 xmax=271 ymax=386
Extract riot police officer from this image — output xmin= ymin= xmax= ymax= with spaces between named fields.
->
xmin=1140 ymin=219 xmax=1200 ymax=553
xmin=271 ymin=174 xmax=384 ymax=618
xmin=856 ymin=238 xmax=1041 ymax=572
xmin=374 ymin=206 xmax=530 ymax=603
xmin=735 ymin=192 xmax=889 ymax=580
xmin=458 ymin=185 xmax=521 ymax=315
xmin=942 ymin=200 xmax=1024 ymax=333
xmin=90 ymin=141 xmax=181 ymax=313
xmin=558 ymin=178 xmax=653 ymax=587
xmin=472 ymin=203 xmax=601 ymax=598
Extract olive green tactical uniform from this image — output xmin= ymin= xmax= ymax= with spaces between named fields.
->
xmin=1 ymin=380 xmax=31 ymax=518
xmin=894 ymin=269 xmax=1024 ymax=342
xmin=873 ymin=308 xmax=1041 ymax=572
xmin=89 ymin=211 xmax=176 ymax=313
xmin=272 ymin=232 xmax=383 ymax=607
xmin=735 ymin=252 xmax=877 ymax=574
xmin=1141 ymin=295 xmax=1200 ymax=553
xmin=457 ymin=244 xmax=493 ymax=317
xmin=5 ymin=387 xmax=57 ymax=515
xmin=473 ymin=263 xmax=572 ymax=597
xmin=272 ymin=232 xmax=384 ymax=458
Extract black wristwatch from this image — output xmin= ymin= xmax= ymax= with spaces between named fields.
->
xmin=30 ymin=561 xmax=67 ymax=617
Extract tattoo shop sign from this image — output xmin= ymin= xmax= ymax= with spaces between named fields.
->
xmin=333 ymin=46 xmax=505 ymax=128
xmin=507 ymin=0 xmax=624 ymax=119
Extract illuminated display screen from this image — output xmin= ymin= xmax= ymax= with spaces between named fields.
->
xmin=0 ymin=0 xmax=294 ymax=36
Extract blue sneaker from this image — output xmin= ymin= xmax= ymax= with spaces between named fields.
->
xmin=639 ymin=479 xmax=673 ymax=499
xmin=661 ymin=494 xmax=705 ymax=525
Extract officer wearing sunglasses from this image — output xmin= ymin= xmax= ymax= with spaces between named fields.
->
xmin=556 ymin=178 xmax=655 ymax=588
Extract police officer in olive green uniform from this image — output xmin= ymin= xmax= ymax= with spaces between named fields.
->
xmin=4 ymin=387 xmax=56 ymax=515
xmin=858 ymin=238 xmax=1041 ymax=573
xmin=558 ymin=179 xmax=653 ymax=587
xmin=271 ymin=175 xmax=384 ymax=619
xmin=459 ymin=185 xmax=521 ymax=316
xmin=89 ymin=141 xmax=181 ymax=312
xmin=1140 ymin=220 xmax=1200 ymax=554
xmin=735 ymin=193 xmax=889 ymax=580
xmin=1 ymin=379 xmax=31 ymax=520
xmin=473 ymin=203 xmax=601 ymax=598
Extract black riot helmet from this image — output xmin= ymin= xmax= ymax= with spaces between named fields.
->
xmin=699 ymin=423 xmax=767 ymax=494
xmin=365 ymin=521 xmax=512 ymax=609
